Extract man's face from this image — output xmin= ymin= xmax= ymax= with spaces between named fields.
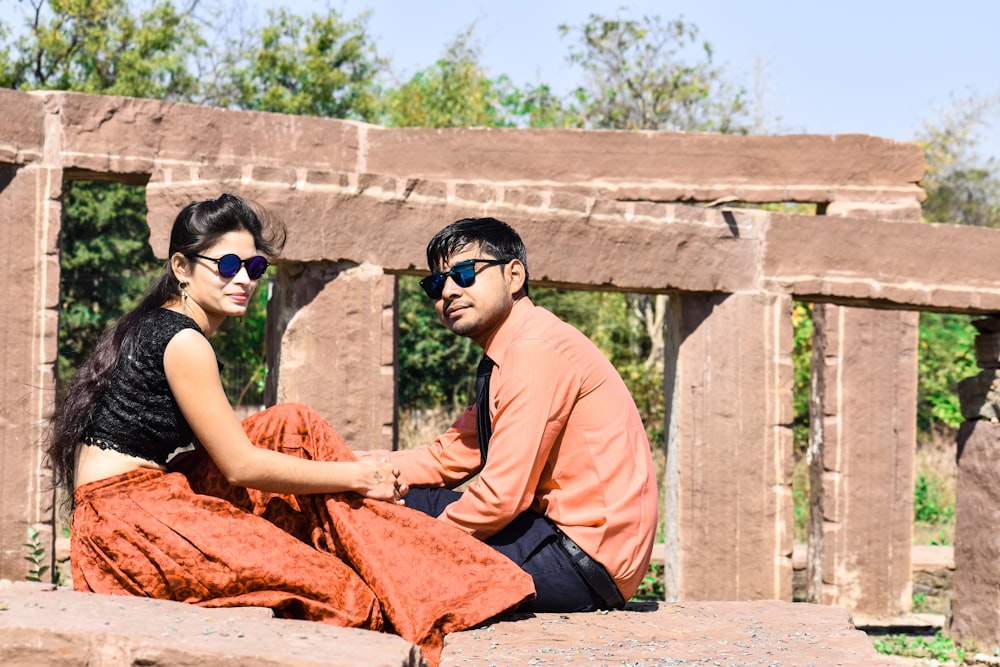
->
xmin=432 ymin=245 xmax=520 ymax=347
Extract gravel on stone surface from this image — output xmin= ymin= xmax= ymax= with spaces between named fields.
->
xmin=2 ymin=580 xmax=898 ymax=667
xmin=443 ymin=600 xmax=896 ymax=667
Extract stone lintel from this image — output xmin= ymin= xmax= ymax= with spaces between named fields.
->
xmin=50 ymin=91 xmax=363 ymax=176
xmin=365 ymin=127 xmax=926 ymax=199
xmin=0 ymin=90 xmax=45 ymax=165
xmin=764 ymin=214 xmax=1000 ymax=314
xmin=41 ymin=90 xmax=927 ymax=207
xmin=146 ymin=176 xmax=1000 ymax=314
xmin=146 ymin=179 xmax=766 ymax=295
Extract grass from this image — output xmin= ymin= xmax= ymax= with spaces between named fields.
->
xmin=23 ymin=527 xmax=50 ymax=583
xmin=913 ymin=436 xmax=957 ymax=545
xmin=873 ymin=631 xmax=966 ymax=663
xmin=790 ymin=433 xmax=957 ymax=547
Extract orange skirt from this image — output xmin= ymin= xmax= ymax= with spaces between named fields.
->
xmin=71 ymin=403 xmax=534 ymax=666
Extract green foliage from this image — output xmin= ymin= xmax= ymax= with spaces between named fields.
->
xmin=228 ymin=7 xmax=384 ymax=121
xmin=919 ymin=95 xmax=1000 ymax=227
xmin=382 ymin=30 xmax=505 ymax=129
xmin=914 ymin=471 xmax=956 ymax=528
xmin=212 ymin=285 xmax=270 ymax=407
xmin=397 ymin=276 xmax=480 ymax=410
xmin=872 ymin=631 xmax=965 ymax=663
xmin=791 ymin=458 xmax=810 ymax=543
xmin=58 ymin=182 xmax=160 ymax=385
xmin=558 ymin=13 xmax=748 ymax=132
xmin=497 ymin=81 xmax=576 ymax=129
xmin=2 ymin=0 xmax=201 ymax=99
xmin=380 ymin=26 xmax=570 ymax=130
xmin=632 ymin=562 xmax=665 ymax=601
xmin=791 ymin=302 xmax=813 ymax=451
xmin=23 ymin=527 xmax=50 ymax=583
xmin=918 ymin=313 xmax=977 ymax=430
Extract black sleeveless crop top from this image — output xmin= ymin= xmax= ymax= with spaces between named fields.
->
xmin=82 ymin=308 xmax=206 ymax=465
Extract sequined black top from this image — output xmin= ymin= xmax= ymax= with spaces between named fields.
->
xmin=82 ymin=308 xmax=206 ymax=465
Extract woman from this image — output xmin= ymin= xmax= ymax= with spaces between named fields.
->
xmin=47 ymin=194 xmax=534 ymax=666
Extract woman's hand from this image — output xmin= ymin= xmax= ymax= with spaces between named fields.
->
xmin=356 ymin=458 xmax=406 ymax=504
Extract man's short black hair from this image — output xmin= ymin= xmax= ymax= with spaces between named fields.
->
xmin=426 ymin=217 xmax=529 ymax=293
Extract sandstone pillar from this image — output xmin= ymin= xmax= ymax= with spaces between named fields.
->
xmin=0 ymin=164 xmax=61 ymax=580
xmin=266 ymin=262 xmax=396 ymax=451
xmin=663 ymin=291 xmax=794 ymax=601
xmin=816 ymin=306 xmax=917 ymax=614
xmin=949 ymin=317 xmax=1000 ymax=645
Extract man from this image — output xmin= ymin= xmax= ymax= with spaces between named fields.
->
xmin=388 ymin=217 xmax=658 ymax=612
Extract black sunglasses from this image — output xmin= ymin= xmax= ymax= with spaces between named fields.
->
xmin=193 ymin=253 xmax=270 ymax=280
xmin=419 ymin=258 xmax=509 ymax=299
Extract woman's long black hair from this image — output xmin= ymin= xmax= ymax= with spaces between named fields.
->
xmin=46 ymin=194 xmax=286 ymax=495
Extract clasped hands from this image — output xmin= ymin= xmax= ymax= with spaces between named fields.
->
xmin=360 ymin=457 xmax=408 ymax=505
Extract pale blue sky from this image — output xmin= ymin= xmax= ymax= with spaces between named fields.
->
xmin=247 ymin=0 xmax=1000 ymax=161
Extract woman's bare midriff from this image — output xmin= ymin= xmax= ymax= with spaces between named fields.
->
xmin=74 ymin=443 xmax=167 ymax=489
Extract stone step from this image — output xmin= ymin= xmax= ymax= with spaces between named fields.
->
xmin=0 ymin=581 xmax=894 ymax=666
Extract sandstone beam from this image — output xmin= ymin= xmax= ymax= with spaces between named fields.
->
xmin=0 ymin=90 xmax=45 ymax=165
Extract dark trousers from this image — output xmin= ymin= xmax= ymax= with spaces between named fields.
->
xmin=404 ymin=487 xmax=607 ymax=613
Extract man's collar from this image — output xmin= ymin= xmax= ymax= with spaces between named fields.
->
xmin=481 ymin=296 xmax=533 ymax=364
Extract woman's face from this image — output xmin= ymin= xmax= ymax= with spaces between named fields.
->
xmin=173 ymin=230 xmax=263 ymax=333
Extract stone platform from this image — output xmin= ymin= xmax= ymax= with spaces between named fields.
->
xmin=0 ymin=581 xmax=892 ymax=666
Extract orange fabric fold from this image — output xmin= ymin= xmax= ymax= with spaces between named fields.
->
xmin=72 ymin=403 xmax=535 ymax=666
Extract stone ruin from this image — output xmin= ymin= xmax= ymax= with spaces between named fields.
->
xmin=3 ymin=87 xmax=1000 ymax=648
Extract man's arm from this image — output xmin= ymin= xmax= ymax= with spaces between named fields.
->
xmin=365 ymin=407 xmax=482 ymax=488
xmin=437 ymin=339 xmax=578 ymax=539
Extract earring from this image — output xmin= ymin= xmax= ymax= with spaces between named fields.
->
xmin=179 ymin=281 xmax=191 ymax=314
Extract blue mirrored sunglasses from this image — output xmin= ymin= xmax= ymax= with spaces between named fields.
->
xmin=419 ymin=258 xmax=509 ymax=299
xmin=193 ymin=253 xmax=269 ymax=280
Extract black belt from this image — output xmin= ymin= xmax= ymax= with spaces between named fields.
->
xmin=554 ymin=530 xmax=626 ymax=610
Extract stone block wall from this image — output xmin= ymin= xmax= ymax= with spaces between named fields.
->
xmin=0 ymin=111 xmax=62 ymax=580
xmin=2 ymin=88 xmax=997 ymax=626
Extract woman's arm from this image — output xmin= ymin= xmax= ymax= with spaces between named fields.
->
xmin=164 ymin=329 xmax=400 ymax=501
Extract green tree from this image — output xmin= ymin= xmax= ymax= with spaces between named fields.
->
xmin=382 ymin=29 xmax=505 ymax=128
xmin=919 ymin=96 xmax=1000 ymax=228
xmin=1 ymin=0 xmax=201 ymax=98
xmin=57 ymin=183 xmax=160 ymax=384
xmin=381 ymin=28 xmax=570 ymax=130
xmin=559 ymin=13 xmax=748 ymax=132
xmin=223 ymin=7 xmax=383 ymax=121
xmin=914 ymin=96 xmax=1000 ymax=434
xmin=917 ymin=314 xmax=978 ymax=432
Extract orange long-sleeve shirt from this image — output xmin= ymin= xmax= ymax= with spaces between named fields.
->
xmin=389 ymin=297 xmax=658 ymax=600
